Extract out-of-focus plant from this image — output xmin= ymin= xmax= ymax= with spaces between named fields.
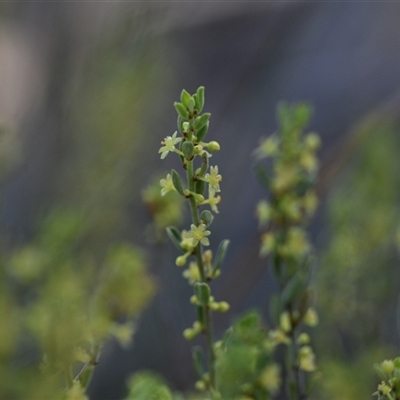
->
xmin=373 ymin=358 xmax=400 ymax=400
xmin=312 ymin=124 xmax=400 ymax=399
xmin=254 ymin=103 xmax=321 ymax=400
xmin=0 ymin=209 xmax=155 ymax=400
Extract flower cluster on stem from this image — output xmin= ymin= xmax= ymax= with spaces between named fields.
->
xmin=255 ymin=103 xmax=321 ymax=400
xmin=159 ymin=87 xmax=230 ymax=396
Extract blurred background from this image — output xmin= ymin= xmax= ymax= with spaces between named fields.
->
xmin=1 ymin=2 xmax=400 ymax=399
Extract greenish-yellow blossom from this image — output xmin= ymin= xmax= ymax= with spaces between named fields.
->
xmin=298 ymin=345 xmax=316 ymax=372
xmin=158 ymin=131 xmax=182 ymax=159
xmin=185 ymin=224 xmax=211 ymax=246
xmin=203 ymin=190 xmax=221 ymax=213
xmin=260 ymin=232 xmax=276 ymax=256
xmin=377 ymin=381 xmax=392 ymax=396
xmin=182 ymin=262 xmax=200 ymax=284
xmin=280 ymin=311 xmax=292 ymax=332
xmin=303 ymin=308 xmax=319 ymax=326
xmin=269 ymin=329 xmax=290 ymax=345
xmin=259 ymin=364 xmax=281 ymax=394
xmin=381 ymin=360 xmax=395 ymax=376
xmin=297 ymin=333 xmax=311 ymax=345
xmin=257 ymin=136 xmax=279 ymax=158
xmin=160 ymin=173 xmax=176 ymax=196
xmin=304 ymin=133 xmax=321 ymax=151
xmin=256 ymin=200 xmax=272 ymax=225
xmin=203 ymin=165 xmax=222 ymax=192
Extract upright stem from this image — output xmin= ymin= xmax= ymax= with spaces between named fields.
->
xmin=187 ymin=158 xmax=217 ymax=390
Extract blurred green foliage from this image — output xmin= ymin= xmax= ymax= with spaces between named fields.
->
xmin=314 ymin=123 xmax=400 ymax=399
xmin=0 ymin=209 xmax=155 ymax=399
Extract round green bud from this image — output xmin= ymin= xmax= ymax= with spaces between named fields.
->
xmin=208 ymin=141 xmax=220 ymax=152
xmin=190 ymin=295 xmax=198 ymax=305
xmin=193 ymin=193 xmax=204 ymax=204
xmin=218 ymin=301 xmax=230 ymax=313
xmin=195 ymin=381 xmax=206 ymax=391
xmin=305 ymin=133 xmax=321 ymax=151
xmin=297 ymin=333 xmax=311 ymax=345
xmin=209 ymin=301 xmax=219 ymax=311
xmin=194 ymin=145 xmax=203 ymax=154
xmin=176 ymin=255 xmax=187 ymax=267
xmin=182 ymin=121 xmax=190 ymax=132
xmin=183 ymin=328 xmax=196 ymax=340
xmin=381 ymin=360 xmax=395 ymax=376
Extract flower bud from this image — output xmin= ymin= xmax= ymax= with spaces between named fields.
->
xmin=208 ymin=141 xmax=220 ymax=152
xmin=176 ymin=255 xmax=187 ymax=267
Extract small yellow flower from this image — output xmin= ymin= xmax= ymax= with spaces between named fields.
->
xmin=203 ymin=190 xmax=221 ymax=213
xmin=259 ymin=364 xmax=281 ymax=394
xmin=182 ymin=262 xmax=200 ymax=284
xmin=204 ymin=166 xmax=222 ymax=192
xmin=160 ymin=173 xmax=176 ymax=196
xmin=378 ymin=381 xmax=392 ymax=396
xmin=299 ymin=346 xmax=317 ymax=372
xmin=303 ymin=308 xmax=319 ymax=327
xmin=185 ymin=224 xmax=211 ymax=247
xmin=158 ymin=131 xmax=182 ymax=159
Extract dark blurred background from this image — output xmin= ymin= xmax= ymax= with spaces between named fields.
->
xmin=1 ymin=2 xmax=400 ymax=399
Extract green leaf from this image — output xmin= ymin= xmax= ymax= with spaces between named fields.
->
xmin=194 ymin=282 xmax=211 ymax=306
xmin=199 ymin=154 xmax=209 ymax=177
xmin=192 ymin=346 xmax=204 ymax=379
xmin=281 ymin=274 xmax=306 ymax=306
xmin=194 ymin=113 xmax=211 ymax=131
xmin=373 ymin=363 xmax=388 ymax=381
xmin=269 ymin=293 xmax=282 ymax=327
xmin=181 ymin=141 xmax=194 ymax=160
xmin=195 ymin=121 xmax=209 ymax=142
xmin=213 ymin=239 xmax=230 ymax=274
xmin=195 ymin=86 xmax=205 ymax=112
xmin=180 ymin=89 xmax=191 ymax=107
xmin=174 ymin=102 xmax=189 ymax=119
xmin=177 ymin=115 xmax=184 ymax=134
xmin=166 ymin=226 xmax=182 ymax=250
xmin=200 ymin=210 xmax=213 ymax=227
xmin=195 ymin=179 xmax=206 ymax=196
xmin=171 ymin=169 xmax=184 ymax=196
xmin=297 ymin=289 xmax=313 ymax=319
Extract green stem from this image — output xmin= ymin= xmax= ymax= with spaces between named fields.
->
xmin=187 ymin=158 xmax=217 ymax=391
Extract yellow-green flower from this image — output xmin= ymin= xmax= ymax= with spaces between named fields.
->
xmin=203 ymin=190 xmax=221 ymax=213
xmin=160 ymin=173 xmax=175 ymax=196
xmin=298 ymin=345 xmax=316 ymax=372
xmin=185 ymin=224 xmax=211 ymax=246
xmin=204 ymin=166 xmax=222 ymax=192
xmin=259 ymin=364 xmax=281 ymax=394
xmin=182 ymin=262 xmax=200 ymax=284
xmin=377 ymin=381 xmax=392 ymax=396
xmin=158 ymin=131 xmax=182 ymax=159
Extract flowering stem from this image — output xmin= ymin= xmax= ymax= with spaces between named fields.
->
xmin=187 ymin=158 xmax=217 ymax=389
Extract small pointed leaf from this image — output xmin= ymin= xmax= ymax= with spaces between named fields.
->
xmin=194 ymin=113 xmax=211 ymax=131
xmin=171 ymin=169 xmax=185 ymax=196
xmin=195 ymin=121 xmax=209 ymax=142
xmin=180 ymin=89 xmax=191 ymax=107
xmin=195 ymin=86 xmax=205 ymax=112
xmin=166 ymin=226 xmax=182 ymax=250
xmin=213 ymin=239 xmax=230 ymax=274
xmin=174 ymin=102 xmax=189 ymax=119
xmin=194 ymin=282 xmax=210 ymax=306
